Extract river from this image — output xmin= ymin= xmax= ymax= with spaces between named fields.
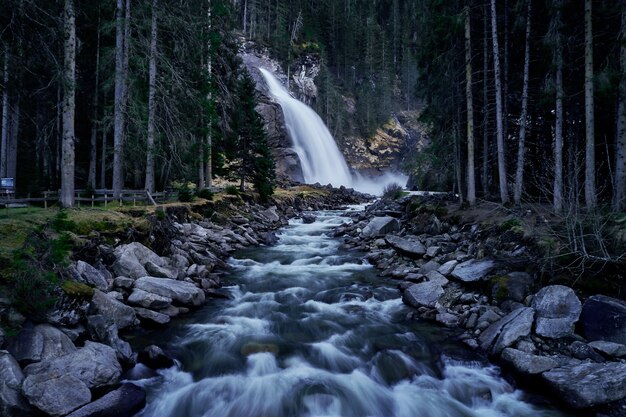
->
xmin=129 ymin=207 xmax=575 ymax=417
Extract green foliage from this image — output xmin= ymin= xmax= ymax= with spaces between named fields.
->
xmin=382 ymin=183 xmax=405 ymax=200
xmin=225 ymin=185 xmax=240 ymax=196
xmin=52 ymin=210 xmax=78 ymax=233
xmin=178 ymin=186 xmax=196 ymax=203
xmin=196 ymin=188 xmax=214 ymax=200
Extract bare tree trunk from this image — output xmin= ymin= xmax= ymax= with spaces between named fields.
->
xmin=113 ymin=0 xmax=130 ymax=198
xmin=7 ymin=99 xmax=18 ymax=180
xmin=243 ymin=0 xmax=248 ymax=34
xmin=205 ymin=0 xmax=212 ymax=188
xmin=0 ymin=47 xmax=9 ymax=178
xmin=584 ymin=0 xmax=596 ymax=208
xmin=465 ymin=6 xmax=476 ymax=206
xmin=513 ymin=0 xmax=532 ymax=205
xmin=60 ymin=0 xmax=76 ymax=208
xmin=145 ymin=0 xmax=157 ymax=193
xmin=491 ymin=0 xmax=509 ymax=204
xmin=100 ymin=122 xmax=107 ymax=189
xmin=482 ymin=2 xmax=489 ymax=197
xmin=88 ymin=10 xmax=101 ymax=189
xmin=614 ymin=10 xmax=626 ymax=212
xmin=554 ymin=2 xmax=564 ymax=212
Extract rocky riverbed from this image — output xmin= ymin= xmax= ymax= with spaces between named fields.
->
xmin=0 ymin=186 xmax=368 ymax=417
xmin=333 ymin=193 xmax=626 ymax=416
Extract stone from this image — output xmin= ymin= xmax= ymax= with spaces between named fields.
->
xmin=22 ymin=373 xmax=91 ymax=417
xmin=23 ymin=341 xmax=122 ymax=389
xmin=491 ymin=272 xmax=535 ymax=303
xmin=425 ymin=271 xmax=449 ymax=286
xmin=361 ymin=216 xmax=400 ymax=238
xmin=112 ymin=242 xmax=168 ymax=279
xmin=260 ymin=206 xmax=280 ymax=223
xmin=113 ymin=276 xmax=134 ymax=289
xmin=500 ymin=348 xmax=558 ymax=375
xmin=451 ymin=259 xmax=497 ymax=282
xmin=76 ymin=261 xmax=109 ymax=291
xmin=134 ymin=277 xmax=205 ymax=306
xmin=87 ymin=315 xmax=134 ymax=364
xmin=436 ymin=312 xmax=460 ymax=327
xmin=402 ymin=281 xmax=444 ymax=308
xmin=301 ymin=214 xmax=316 ymax=224
xmin=89 ymin=290 xmax=138 ymax=330
xmin=66 ymin=384 xmax=146 ymax=417
xmin=579 ymin=295 xmax=626 ymax=345
xmin=568 ymin=341 xmax=604 ymax=362
xmin=241 ymin=342 xmax=279 ymax=356
xmin=588 ymin=340 xmax=626 ymax=358
xmin=531 ymin=285 xmax=581 ymax=339
xmin=7 ymin=324 xmax=76 ymax=366
xmin=425 ymin=246 xmax=441 ymax=258
xmin=145 ymin=261 xmax=177 ymax=279
xmin=134 ymin=307 xmax=170 ymax=325
xmin=385 ymin=235 xmax=427 ymax=258
xmin=479 ymin=307 xmax=534 ymax=355
xmin=138 ymin=345 xmax=175 ymax=369
xmin=128 ymin=288 xmax=173 ymax=310
xmin=0 ymin=351 xmax=31 ymax=417
xmin=418 ymin=260 xmax=441 ymax=275
xmin=437 ymin=260 xmax=458 ymax=276
xmin=543 ymin=362 xmax=626 ymax=408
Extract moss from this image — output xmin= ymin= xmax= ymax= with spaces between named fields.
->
xmin=491 ymin=275 xmax=510 ymax=301
xmin=500 ymin=218 xmax=522 ymax=231
xmin=61 ymin=280 xmax=95 ymax=299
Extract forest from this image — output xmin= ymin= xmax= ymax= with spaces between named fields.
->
xmin=0 ymin=0 xmax=625 ymax=213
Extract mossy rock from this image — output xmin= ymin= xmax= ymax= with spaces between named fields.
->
xmin=61 ymin=280 xmax=95 ymax=300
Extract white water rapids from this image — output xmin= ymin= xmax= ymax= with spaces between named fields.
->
xmin=130 ymin=208 xmax=571 ymax=417
xmin=258 ymin=68 xmax=407 ymax=195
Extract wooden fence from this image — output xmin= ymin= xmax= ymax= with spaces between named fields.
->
xmin=0 ymin=189 xmax=178 ymax=209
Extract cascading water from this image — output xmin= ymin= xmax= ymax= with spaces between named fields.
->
xmin=130 ymin=208 xmax=572 ymax=417
xmin=259 ymin=68 xmax=407 ymax=195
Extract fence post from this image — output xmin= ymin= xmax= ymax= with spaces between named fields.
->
xmin=44 ymin=191 xmax=48 ymax=209
xmin=104 ymin=194 xmax=108 ymax=208
xmin=92 ymin=195 xmax=95 ymax=208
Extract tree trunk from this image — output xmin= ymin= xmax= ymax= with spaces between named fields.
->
xmin=100 ymin=120 xmax=107 ymax=189
xmin=614 ymin=10 xmax=626 ymax=212
xmin=112 ymin=0 xmax=126 ymax=197
xmin=584 ymin=0 xmax=596 ymax=208
xmin=490 ymin=0 xmax=509 ymax=204
xmin=60 ymin=0 xmax=76 ymax=208
xmin=145 ymin=0 xmax=157 ymax=193
xmin=465 ymin=6 xmax=476 ymax=206
xmin=553 ymin=3 xmax=564 ymax=212
xmin=0 ymin=47 xmax=9 ymax=178
xmin=88 ymin=10 xmax=101 ymax=189
xmin=513 ymin=0 xmax=532 ymax=205
xmin=205 ymin=0 xmax=212 ymax=188
xmin=7 ymin=99 xmax=18 ymax=180
xmin=482 ymin=2 xmax=489 ymax=197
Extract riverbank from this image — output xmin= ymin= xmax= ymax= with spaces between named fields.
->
xmin=334 ymin=193 xmax=626 ymax=416
xmin=0 ymin=184 xmax=369 ymax=417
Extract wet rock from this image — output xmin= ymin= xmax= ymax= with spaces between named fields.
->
xmin=491 ymin=272 xmax=535 ymax=303
xmin=385 ymin=235 xmax=426 ymax=258
xmin=425 ymin=271 xmax=449 ymax=286
xmin=134 ymin=277 xmax=205 ymax=307
xmin=531 ymin=285 xmax=581 ymax=339
xmin=133 ymin=307 xmax=170 ymax=325
xmin=76 ymin=261 xmax=109 ymax=291
xmin=113 ymin=276 xmax=134 ymax=289
xmin=260 ymin=206 xmax=280 ymax=223
xmin=425 ymin=246 xmax=441 ymax=258
xmin=437 ymin=260 xmax=458 ymax=276
xmin=86 ymin=315 xmax=134 ymax=364
xmin=588 ymin=340 xmax=626 ymax=358
xmin=301 ymin=214 xmax=316 ymax=224
xmin=138 ymin=345 xmax=175 ymax=369
xmin=568 ymin=341 xmax=604 ymax=362
xmin=241 ymin=342 xmax=279 ymax=356
xmin=579 ymin=295 xmax=626 ymax=345
xmin=7 ymin=324 xmax=76 ymax=366
xmin=89 ymin=290 xmax=138 ymax=330
xmin=22 ymin=373 xmax=91 ymax=417
xmin=66 ymin=383 xmax=146 ymax=417
xmin=451 ymin=259 xmax=497 ymax=282
xmin=436 ymin=311 xmax=460 ymax=327
xmin=112 ymin=242 xmax=168 ymax=279
xmin=543 ymin=362 xmax=626 ymax=408
xmin=479 ymin=307 xmax=534 ymax=355
xmin=145 ymin=261 xmax=177 ymax=279
xmin=128 ymin=288 xmax=173 ymax=310
xmin=418 ymin=260 xmax=440 ymax=275
xmin=500 ymin=348 xmax=558 ymax=375
xmin=402 ymin=281 xmax=444 ymax=308
xmin=0 ymin=351 xmax=31 ymax=417
xmin=361 ymin=216 xmax=400 ymax=238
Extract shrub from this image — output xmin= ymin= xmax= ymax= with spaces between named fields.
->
xmin=178 ymin=185 xmax=195 ymax=202
xmin=225 ymin=185 xmax=240 ymax=196
xmin=196 ymin=188 xmax=214 ymax=200
xmin=383 ymin=183 xmax=405 ymax=200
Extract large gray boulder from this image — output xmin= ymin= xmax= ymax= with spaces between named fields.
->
xmin=76 ymin=261 xmax=109 ymax=291
xmin=134 ymin=277 xmax=205 ymax=306
xmin=579 ymin=295 xmax=626 ymax=345
xmin=134 ymin=307 xmax=171 ymax=325
xmin=491 ymin=272 xmax=535 ymax=303
xmin=0 ymin=351 xmax=31 ymax=417
xmin=87 ymin=315 xmax=134 ymax=364
xmin=128 ymin=288 xmax=173 ymax=310
xmin=451 ymin=259 xmax=497 ymax=282
xmin=361 ymin=216 xmax=400 ymax=238
xmin=543 ymin=362 xmax=626 ymax=408
xmin=7 ymin=324 xmax=76 ymax=365
xmin=500 ymin=348 xmax=558 ymax=375
xmin=112 ymin=242 xmax=168 ymax=279
xmin=402 ymin=281 xmax=444 ymax=308
xmin=479 ymin=307 xmax=535 ymax=355
xmin=531 ymin=285 xmax=581 ymax=339
xmin=89 ymin=290 xmax=138 ymax=330
xmin=66 ymin=384 xmax=146 ymax=417
xmin=22 ymin=373 xmax=91 ymax=417
xmin=385 ymin=235 xmax=426 ymax=258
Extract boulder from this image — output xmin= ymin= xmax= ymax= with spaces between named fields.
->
xmin=301 ymin=214 xmax=316 ymax=224
xmin=87 ymin=315 xmax=134 ymax=364
xmin=145 ymin=261 xmax=177 ymax=279
xmin=402 ymin=281 xmax=444 ymax=308
xmin=22 ymin=373 xmax=91 ymax=417
xmin=385 ymin=235 xmax=426 ymax=258
xmin=588 ymin=340 xmax=626 ymax=358
xmin=568 ymin=341 xmax=604 ymax=362
xmin=89 ymin=290 xmax=138 ymax=330
xmin=418 ymin=260 xmax=440 ymax=275
xmin=0 ymin=351 xmax=31 ymax=417
xmin=579 ymin=295 xmax=626 ymax=345
xmin=66 ymin=384 xmax=146 ymax=417
xmin=425 ymin=271 xmax=449 ymax=286
xmin=501 ymin=348 xmax=558 ymax=375
xmin=7 ymin=324 xmax=76 ymax=365
xmin=76 ymin=261 xmax=109 ymax=291
xmin=531 ymin=285 xmax=581 ymax=339
xmin=113 ymin=276 xmax=134 ymax=290
xmin=543 ymin=362 xmax=626 ymax=408
xmin=128 ymin=288 xmax=173 ymax=310
xmin=137 ymin=345 xmax=175 ymax=369
xmin=451 ymin=259 xmax=497 ymax=282
xmin=437 ymin=260 xmax=458 ymax=276
xmin=112 ymin=242 xmax=168 ymax=279
xmin=134 ymin=307 xmax=170 ymax=325
xmin=436 ymin=312 xmax=460 ymax=327
xmin=134 ymin=277 xmax=205 ymax=306
xmin=491 ymin=272 xmax=535 ymax=303
xmin=361 ymin=216 xmax=400 ymax=238
xmin=260 ymin=206 xmax=280 ymax=223
xmin=479 ymin=307 xmax=534 ymax=355
xmin=425 ymin=246 xmax=441 ymax=258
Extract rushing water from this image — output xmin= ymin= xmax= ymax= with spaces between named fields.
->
xmin=131 ymin=208 xmax=573 ymax=417
xmin=258 ymin=68 xmax=407 ymax=195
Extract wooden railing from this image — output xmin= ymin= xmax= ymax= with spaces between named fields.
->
xmin=0 ymin=189 xmax=178 ymax=208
